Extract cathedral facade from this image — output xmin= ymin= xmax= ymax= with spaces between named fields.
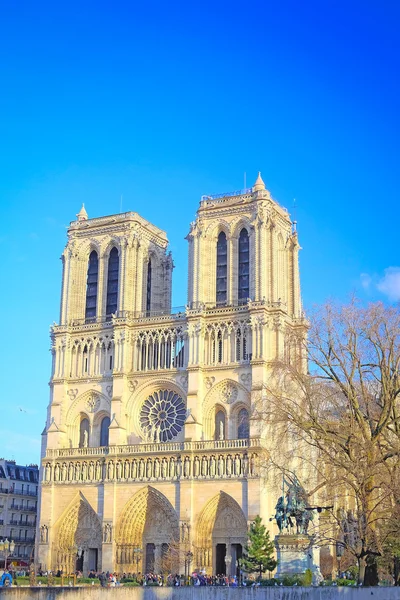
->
xmin=37 ymin=173 xmax=307 ymax=575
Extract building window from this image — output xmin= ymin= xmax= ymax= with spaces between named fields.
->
xmin=237 ymin=408 xmax=249 ymax=439
xmin=79 ymin=417 xmax=90 ymax=448
xmin=215 ymin=410 xmax=226 ymax=440
xmin=106 ymin=247 xmax=119 ymax=317
xmin=100 ymin=416 xmax=110 ymax=447
xmin=238 ymin=228 xmax=249 ymax=302
xmin=85 ymin=251 xmax=98 ymax=320
xmin=216 ymin=232 xmax=227 ymax=305
xmin=146 ymin=260 xmax=152 ymax=313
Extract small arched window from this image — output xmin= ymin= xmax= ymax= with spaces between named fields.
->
xmin=146 ymin=260 xmax=152 ymax=313
xmin=85 ymin=251 xmax=98 ymax=321
xmin=215 ymin=410 xmax=226 ymax=441
xmin=216 ymin=232 xmax=227 ymax=305
xmin=238 ymin=228 xmax=250 ymax=302
xmin=106 ymin=247 xmax=119 ymax=317
xmin=237 ymin=408 xmax=249 ymax=439
xmin=100 ymin=416 xmax=110 ymax=447
xmin=79 ymin=417 xmax=90 ymax=448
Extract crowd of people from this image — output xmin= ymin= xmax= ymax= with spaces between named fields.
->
xmin=87 ymin=570 xmax=242 ymax=587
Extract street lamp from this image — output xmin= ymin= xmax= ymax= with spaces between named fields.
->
xmin=133 ymin=546 xmax=142 ymax=579
xmin=336 ymin=542 xmax=344 ymax=579
xmin=185 ymin=551 xmax=193 ymax=584
xmin=0 ymin=538 xmax=15 ymax=570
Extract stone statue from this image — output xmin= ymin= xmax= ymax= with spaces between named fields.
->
xmin=274 ymin=476 xmax=314 ymax=535
xmin=103 ymin=523 xmax=112 ymax=543
xmin=201 ymin=455 xmax=208 ymax=477
xmin=218 ymin=455 xmax=224 ymax=477
xmin=96 ymin=460 xmax=102 ymax=480
xmin=146 ymin=458 xmax=152 ymax=479
xmin=161 ymin=457 xmax=168 ymax=479
xmin=193 ymin=456 xmax=200 ymax=477
xmin=139 ymin=458 xmax=145 ymax=478
xmin=45 ymin=463 xmax=51 ymax=481
xmin=154 ymin=458 xmax=160 ymax=478
xmin=83 ymin=429 xmax=89 ymax=448
xmin=169 ymin=456 xmax=176 ymax=478
xmin=62 ymin=463 xmax=67 ymax=481
xmin=75 ymin=462 xmax=81 ymax=480
xmin=107 ymin=461 xmax=114 ymax=480
xmin=40 ymin=524 xmax=48 ymax=543
xmin=88 ymin=461 xmax=94 ymax=480
xmin=54 ymin=463 xmax=60 ymax=481
xmin=116 ymin=460 xmax=122 ymax=480
xmin=219 ymin=420 xmax=224 ymax=440
xmin=226 ymin=454 xmax=232 ymax=476
xmin=68 ymin=462 xmax=74 ymax=481
xmin=243 ymin=453 xmax=249 ymax=476
xmin=234 ymin=454 xmax=241 ymax=476
xmin=184 ymin=456 xmax=191 ymax=477
xmin=124 ymin=460 xmax=130 ymax=479
xmin=131 ymin=459 xmax=137 ymax=479
xmin=176 ymin=456 xmax=182 ymax=478
xmin=82 ymin=462 xmax=87 ymax=480
xmin=209 ymin=455 xmax=216 ymax=477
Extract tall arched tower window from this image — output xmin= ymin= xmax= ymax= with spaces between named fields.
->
xmin=216 ymin=232 xmax=227 ymax=305
xmin=100 ymin=416 xmax=110 ymax=446
xmin=85 ymin=251 xmax=98 ymax=320
xmin=237 ymin=408 xmax=249 ymax=439
xmin=146 ymin=260 xmax=152 ymax=313
xmin=238 ymin=228 xmax=249 ymax=302
xmin=106 ymin=247 xmax=119 ymax=317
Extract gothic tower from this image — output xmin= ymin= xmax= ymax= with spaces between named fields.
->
xmin=37 ymin=175 xmax=307 ymax=576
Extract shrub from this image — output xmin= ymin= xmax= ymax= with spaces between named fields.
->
xmin=304 ymin=569 xmax=313 ymax=586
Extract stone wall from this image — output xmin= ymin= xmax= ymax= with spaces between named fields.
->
xmin=1 ymin=588 xmax=399 ymax=600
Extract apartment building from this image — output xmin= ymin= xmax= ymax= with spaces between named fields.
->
xmin=0 ymin=460 xmax=39 ymax=566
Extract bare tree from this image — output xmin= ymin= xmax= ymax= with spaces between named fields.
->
xmin=257 ymin=300 xmax=400 ymax=585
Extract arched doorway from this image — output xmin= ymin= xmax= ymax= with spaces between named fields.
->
xmin=54 ymin=495 xmax=102 ymax=574
xmin=196 ymin=492 xmax=247 ymax=575
xmin=116 ymin=486 xmax=179 ymax=573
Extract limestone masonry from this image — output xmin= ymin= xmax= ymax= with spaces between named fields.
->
xmin=37 ymin=174 xmax=307 ymax=575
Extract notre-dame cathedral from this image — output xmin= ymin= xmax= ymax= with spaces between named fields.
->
xmin=37 ymin=173 xmax=307 ymax=575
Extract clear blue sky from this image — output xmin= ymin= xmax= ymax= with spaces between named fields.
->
xmin=0 ymin=0 xmax=398 ymax=464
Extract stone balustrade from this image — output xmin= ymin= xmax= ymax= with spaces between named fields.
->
xmin=45 ymin=437 xmax=266 ymax=458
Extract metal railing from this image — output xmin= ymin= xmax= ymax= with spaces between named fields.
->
xmin=201 ymin=187 xmax=252 ymax=201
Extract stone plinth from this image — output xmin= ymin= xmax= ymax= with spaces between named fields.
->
xmin=275 ymin=534 xmax=315 ymax=576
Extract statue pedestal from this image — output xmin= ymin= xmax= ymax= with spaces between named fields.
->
xmin=275 ymin=534 xmax=319 ymax=577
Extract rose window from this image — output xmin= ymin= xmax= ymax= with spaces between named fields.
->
xmin=140 ymin=390 xmax=186 ymax=442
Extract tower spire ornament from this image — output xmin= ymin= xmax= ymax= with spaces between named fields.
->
xmin=76 ymin=203 xmax=88 ymax=221
xmin=252 ymin=171 xmax=266 ymax=192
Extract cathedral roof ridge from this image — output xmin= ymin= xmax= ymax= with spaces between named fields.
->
xmin=69 ymin=210 xmax=168 ymax=240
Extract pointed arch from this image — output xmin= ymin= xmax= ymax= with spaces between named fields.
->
xmin=216 ymin=231 xmax=227 ymax=305
xmin=196 ymin=492 xmax=247 ymax=569
xmin=52 ymin=493 xmax=102 ymax=573
xmin=117 ymin=485 xmax=179 ymax=545
xmin=106 ymin=246 xmax=119 ymax=317
xmin=85 ymin=250 xmax=99 ymax=320
xmin=238 ymin=228 xmax=250 ymax=302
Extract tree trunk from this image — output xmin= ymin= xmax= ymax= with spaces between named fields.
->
xmin=364 ymin=557 xmax=379 ymax=586
xmin=358 ymin=557 xmax=366 ymax=585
